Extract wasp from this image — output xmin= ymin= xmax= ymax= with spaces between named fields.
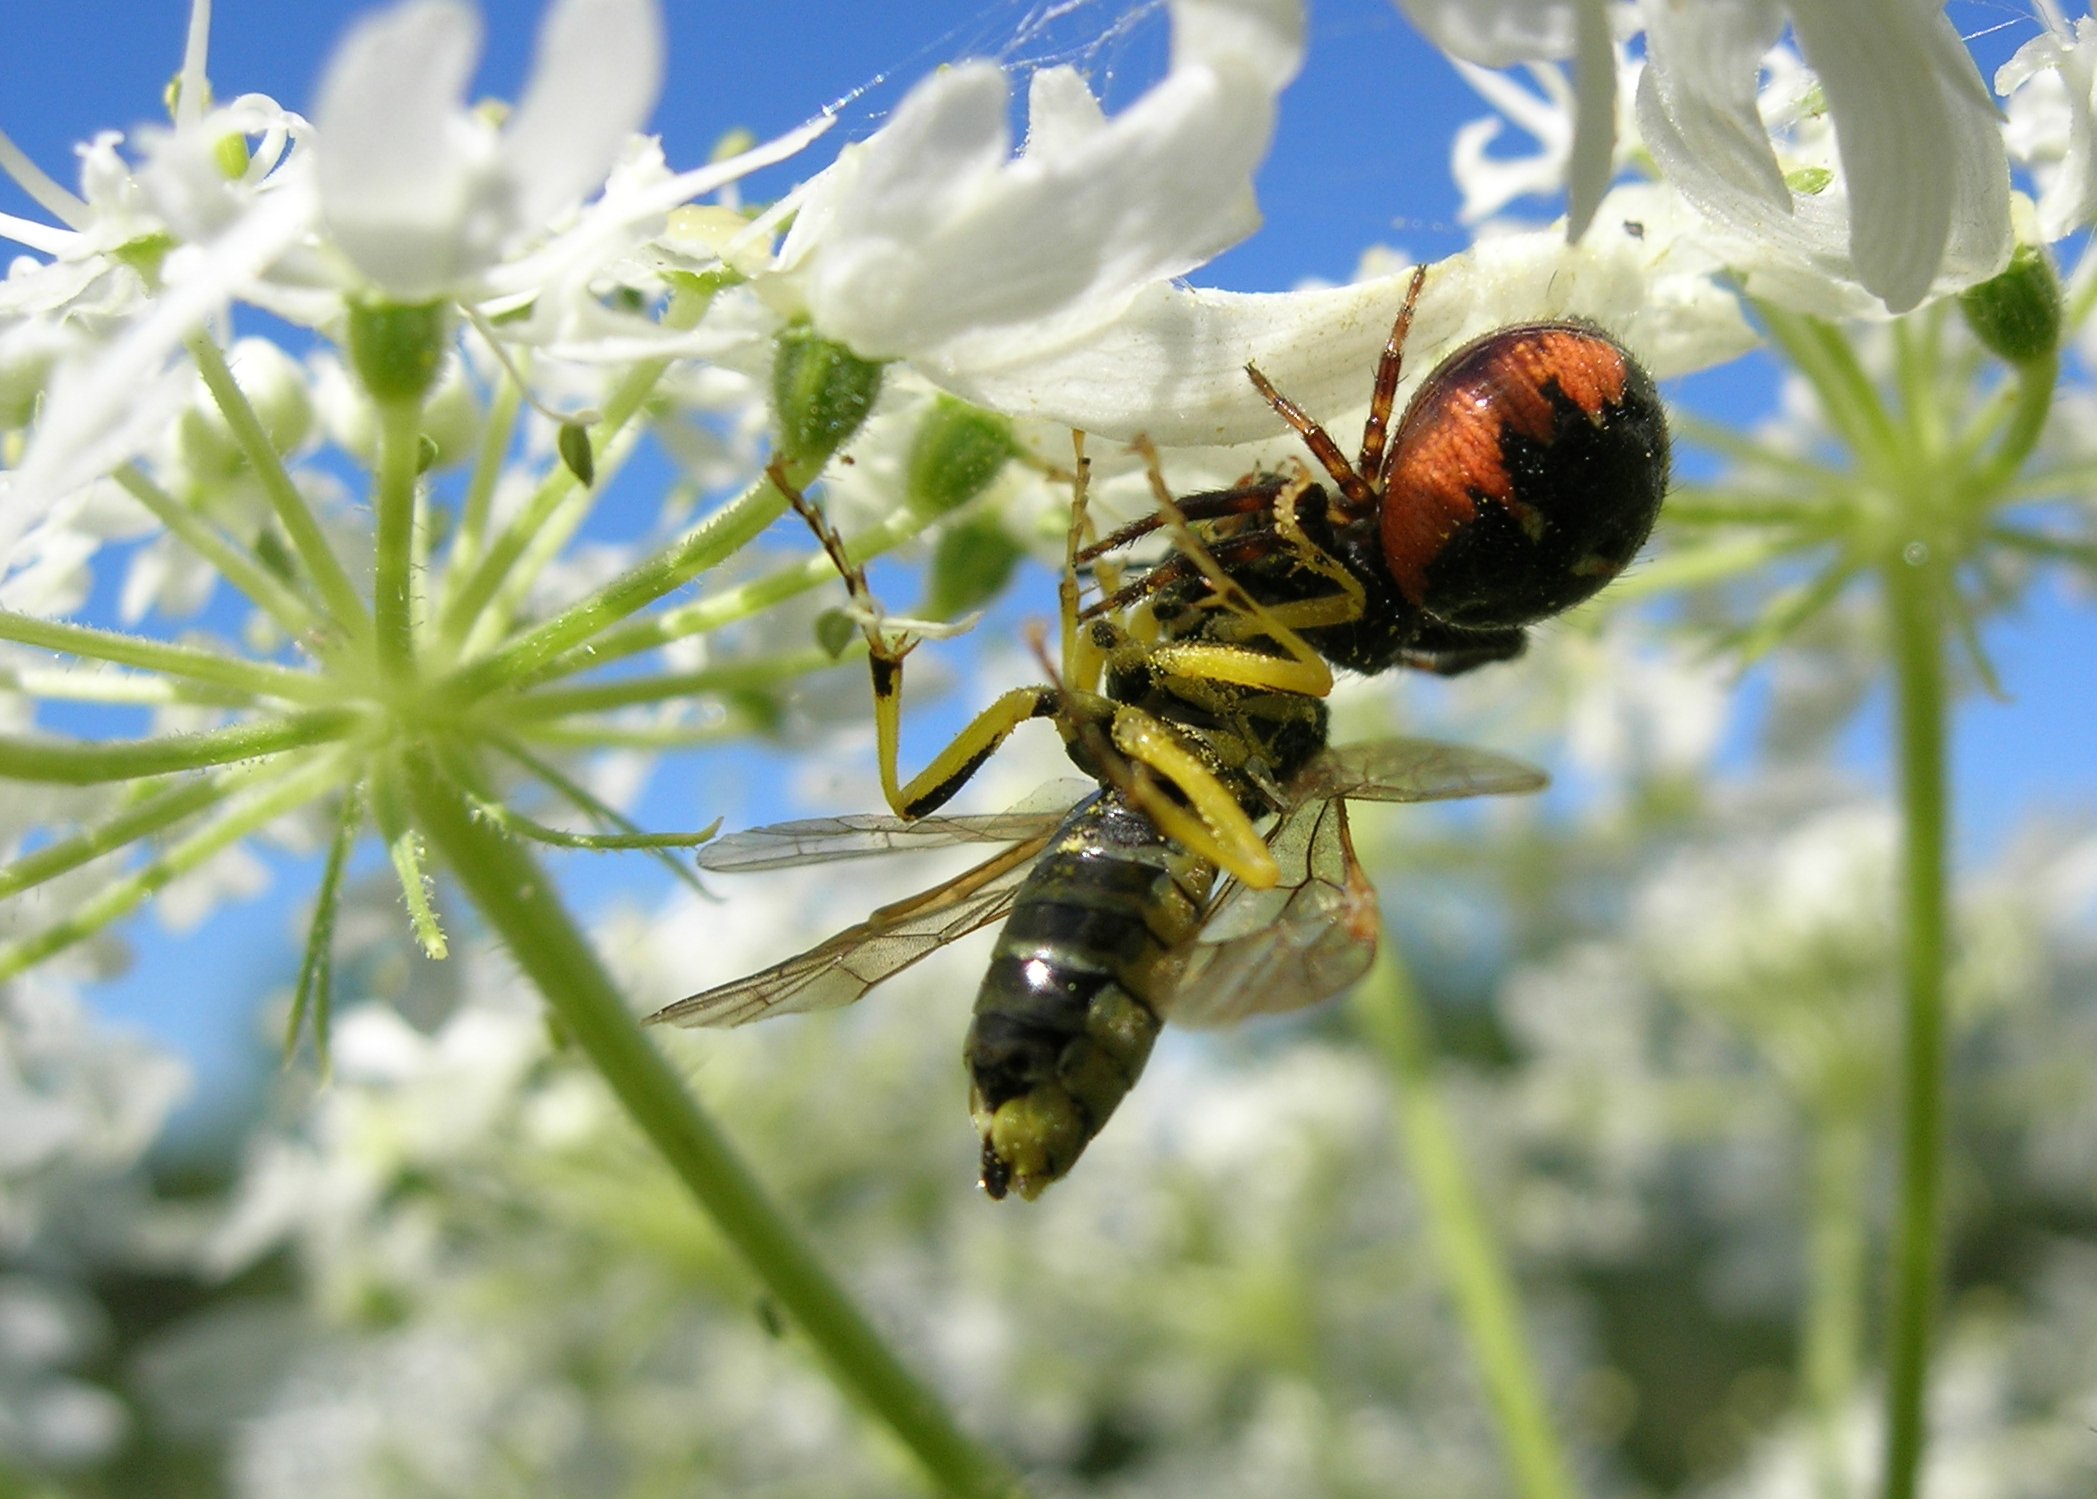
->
xmin=648 ymin=269 xmax=1668 ymax=1201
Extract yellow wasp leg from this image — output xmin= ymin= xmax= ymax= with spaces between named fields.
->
xmin=772 ymin=459 xmax=1062 ymax=821
xmin=1266 ymin=469 xmax=1368 ymax=627
xmin=1109 ymin=707 xmax=1280 ymax=890
xmin=881 ymin=683 xmax=1061 ymax=819
xmin=1143 ymin=639 xmax=1333 ymax=697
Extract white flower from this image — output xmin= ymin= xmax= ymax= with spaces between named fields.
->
xmin=1636 ymin=0 xmax=2011 ymax=315
xmin=1405 ymin=0 xmax=2014 ymax=314
xmin=774 ymin=0 xmax=1304 ymax=377
xmin=312 ymin=0 xmax=661 ymax=302
xmin=1998 ymin=15 xmax=2097 ymax=241
xmin=1396 ymin=0 xmax=1621 ymax=238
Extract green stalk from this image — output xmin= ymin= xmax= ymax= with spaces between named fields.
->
xmin=0 ymin=766 xmax=249 ymax=898
xmin=1878 ymin=550 xmax=1952 ymax=1499
xmin=1804 ymin=1117 xmax=1868 ymax=1499
xmin=0 ymin=707 xmax=361 ymax=783
xmin=438 ymin=285 xmax=715 ymax=650
xmin=112 ymin=465 xmax=330 ymax=640
xmin=528 ymin=498 xmax=937 ymax=685
xmin=507 ymin=648 xmax=845 ymax=719
xmin=433 ymin=369 xmax=524 ymax=619
xmin=373 ymin=399 xmax=424 ymax=680
xmin=443 ymin=460 xmax=810 ymax=702
xmin=0 ymin=611 xmax=336 ymax=704
xmin=401 ymin=751 xmax=1022 ymax=1499
xmin=0 ymin=663 xmax=252 ymax=710
xmin=1353 ymin=947 xmax=1578 ymax=1499
xmin=0 ymin=749 xmax=351 ymax=979
xmin=188 ymin=334 xmax=371 ymax=635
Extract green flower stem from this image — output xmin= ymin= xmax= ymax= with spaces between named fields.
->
xmin=1602 ymin=535 xmax=1800 ymax=602
xmin=373 ymin=399 xmax=424 ymax=680
xmin=1804 ymin=1117 xmax=1869 ymax=1499
xmin=1353 ymin=946 xmax=1578 ymax=1499
xmin=1984 ymin=525 xmax=2097 ymax=568
xmin=370 ymin=755 xmax=447 ymax=960
xmin=529 ymin=498 xmax=938 ymax=686
xmin=0 ymin=610 xmax=337 ymax=705
xmin=1879 ymin=551 xmax=1953 ymax=1499
xmin=0 ymin=749 xmax=351 ymax=980
xmin=444 ymin=458 xmax=812 ymax=703
xmin=1671 ymin=413 xmax=1843 ymax=488
xmin=0 ymin=663 xmax=251 ymax=710
xmin=402 ymin=752 xmax=1023 ymax=1499
xmin=0 ymin=707 xmax=362 ymax=784
xmin=489 ymin=735 xmax=708 ymax=895
xmin=1756 ymin=307 xmax=1897 ymax=468
xmin=287 ymin=785 xmax=360 ymax=1075
xmin=1975 ymin=351 xmax=2059 ymax=496
xmin=111 ymin=465 xmax=329 ymax=640
xmin=504 ymin=719 xmax=746 ymax=751
xmin=188 ymin=334 xmax=370 ymax=636
xmin=0 ymin=767 xmax=246 ymax=899
xmin=508 ymin=648 xmax=846 ymax=720
xmin=438 ymin=286 xmax=714 ymax=651
xmin=441 ymin=369 xmax=524 ymax=598
xmin=466 ymin=420 xmax=648 ymax=658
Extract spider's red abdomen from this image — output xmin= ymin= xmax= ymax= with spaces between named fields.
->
xmin=1381 ymin=323 xmax=1668 ymax=631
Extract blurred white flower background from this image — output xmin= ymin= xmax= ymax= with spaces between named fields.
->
xmin=3 ymin=1 xmax=2096 ymax=1496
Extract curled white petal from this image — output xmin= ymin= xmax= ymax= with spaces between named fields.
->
xmin=1788 ymin=0 xmax=2007 ymax=312
xmin=314 ymin=0 xmax=667 ymax=302
xmin=1998 ymin=20 xmax=2097 ymax=241
xmin=927 ymin=203 xmax=1753 ymax=447
xmin=314 ymin=0 xmax=492 ymax=299
xmin=1395 ymin=0 xmax=1581 ymax=66
xmin=500 ymin=0 xmax=666 ymax=229
xmin=781 ymin=0 xmax=1301 ymax=373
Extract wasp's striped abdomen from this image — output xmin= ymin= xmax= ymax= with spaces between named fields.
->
xmin=964 ymin=791 xmax=1216 ymax=1199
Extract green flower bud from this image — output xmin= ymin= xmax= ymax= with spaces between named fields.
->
xmin=1960 ymin=244 xmax=2062 ymax=367
xmin=347 ymin=299 xmax=451 ymax=405
xmin=924 ymin=511 xmax=1024 ymax=621
xmin=772 ymin=325 xmax=882 ymax=466
xmin=906 ymin=398 xmax=1017 ymax=518
xmin=178 ymin=337 xmax=315 ymax=479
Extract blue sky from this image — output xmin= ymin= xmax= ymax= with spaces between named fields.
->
xmin=4 ymin=1 xmax=2092 ymax=1131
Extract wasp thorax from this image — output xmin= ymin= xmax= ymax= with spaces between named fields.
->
xmin=1380 ymin=323 xmax=1669 ymax=632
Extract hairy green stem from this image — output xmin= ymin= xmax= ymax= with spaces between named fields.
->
xmin=1354 ymin=947 xmax=1578 ymax=1499
xmin=441 ymin=369 xmax=524 ymax=601
xmin=112 ymin=465 xmax=330 ymax=640
xmin=438 ymin=286 xmax=714 ymax=650
xmin=0 ymin=707 xmax=362 ymax=783
xmin=443 ymin=458 xmax=813 ymax=702
xmin=529 ymin=498 xmax=937 ymax=685
xmin=0 ymin=611 xmax=336 ymax=705
xmin=0 ymin=767 xmax=248 ymax=899
xmin=188 ymin=334 xmax=370 ymax=635
xmin=373 ymin=400 xmax=424 ymax=680
xmin=402 ymin=752 xmax=1023 ymax=1499
xmin=1805 ymin=1117 xmax=1868 ymax=1499
xmin=508 ymin=648 xmax=845 ymax=720
xmin=0 ymin=749 xmax=351 ymax=979
xmin=1879 ymin=551 xmax=1952 ymax=1499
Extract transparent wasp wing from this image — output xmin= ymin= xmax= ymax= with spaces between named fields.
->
xmin=647 ymin=832 xmax=1054 ymax=1028
xmin=1158 ymin=737 xmax=1546 ymax=1028
xmin=1159 ymin=796 xmax=1378 ymax=1028
xmin=698 ymin=786 xmax=1085 ymax=872
xmin=1286 ymin=736 xmax=1547 ymax=805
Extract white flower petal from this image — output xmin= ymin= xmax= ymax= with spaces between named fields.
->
xmin=1997 ymin=21 xmax=2097 ymax=241
xmin=499 ymin=0 xmax=666 ymax=229
xmin=784 ymin=0 xmax=1298 ymax=373
xmin=313 ymin=0 xmax=491 ymax=299
xmin=1394 ymin=0 xmax=1582 ymax=67
xmin=1563 ymin=0 xmax=1617 ymax=238
xmin=926 ymin=209 xmax=1753 ymax=446
xmin=1635 ymin=0 xmax=1791 ymax=217
xmin=1787 ymin=0 xmax=2009 ymax=312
